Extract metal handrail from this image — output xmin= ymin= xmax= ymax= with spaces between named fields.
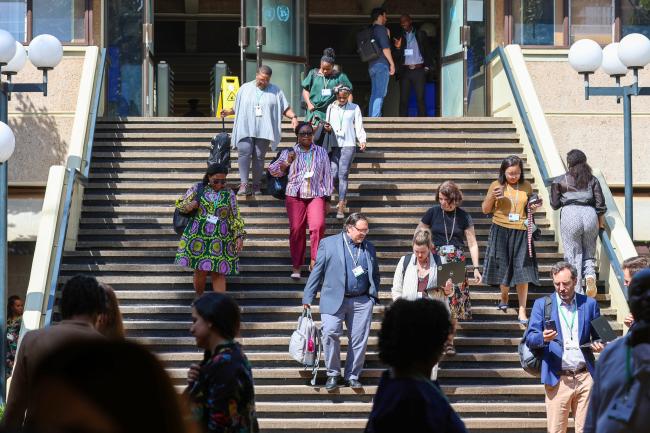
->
xmin=43 ymin=48 xmax=107 ymax=326
xmin=486 ymin=46 xmax=628 ymax=298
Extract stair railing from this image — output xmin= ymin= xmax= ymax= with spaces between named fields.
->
xmin=20 ymin=47 xmax=107 ymax=339
xmin=487 ymin=45 xmax=633 ymax=321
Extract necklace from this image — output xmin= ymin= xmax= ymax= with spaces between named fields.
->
xmin=442 ymin=208 xmax=457 ymax=245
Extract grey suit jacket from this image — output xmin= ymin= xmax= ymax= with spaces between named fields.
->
xmin=302 ymin=232 xmax=380 ymax=315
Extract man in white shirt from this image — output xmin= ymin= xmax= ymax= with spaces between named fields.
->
xmin=525 ymin=261 xmax=604 ymax=433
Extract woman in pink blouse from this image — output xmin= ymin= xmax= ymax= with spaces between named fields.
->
xmin=269 ymin=121 xmax=333 ymax=279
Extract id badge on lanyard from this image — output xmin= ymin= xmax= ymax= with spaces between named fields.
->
xmin=321 ymin=88 xmax=332 ymax=97
xmin=404 ymin=48 xmax=414 ymax=56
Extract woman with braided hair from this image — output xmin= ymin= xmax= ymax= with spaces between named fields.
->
xmin=301 ymin=48 xmax=353 ymax=124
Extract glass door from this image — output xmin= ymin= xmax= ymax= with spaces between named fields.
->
xmin=142 ymin=0 xmax=155 ymax=116
xmin=243 ymin=0 xmax=307 ymax=110
xmin=440 ymin=0 xmax=487 ymax=117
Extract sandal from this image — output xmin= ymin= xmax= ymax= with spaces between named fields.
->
xmin=444 ymin=343 xmax=456 ymax=356
xmin=497 ymin=302 xmax=509 ymax=311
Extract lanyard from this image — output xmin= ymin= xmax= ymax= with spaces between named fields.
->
xmin=255 ymin=87 xmax=264 ymax=105
xmin=343 ymin=233 xmax=362 ymax=267
xmin=335 ymin=103 xmax=347 ymax=131
xmin=442 ymin=209 xmax=457 ymax=245
xmin=321 ymin=73 xmax=331 ymax=90
xmin=505 ymin=183 xmax=520 ymax=214
xmin=559 ymin=301 xmax=577 ymax=341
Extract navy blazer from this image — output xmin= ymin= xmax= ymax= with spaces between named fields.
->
xmin=302 ymin=232 xmax=380 ymax=315
xmin=525 ymin=293 xmax=601 ymax=386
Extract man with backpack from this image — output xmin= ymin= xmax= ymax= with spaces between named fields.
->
xmin=525 ymin=261 xmax=604 ymax=433
xmin=302 ymin=213 xmax=380 ymax=391
xmin=362 ymin=7 xmax=395 ymax=117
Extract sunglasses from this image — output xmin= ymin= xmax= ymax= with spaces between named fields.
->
xmin=211 ymin=179 xmax=227 ymax=184
xmin=297 ymin=131 xmax=313 ymax=136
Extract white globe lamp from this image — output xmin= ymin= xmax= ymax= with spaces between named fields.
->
xmin=0 ymin=122 xmax=16 ymax=163
xmin=28 ymin=34 xmax=63 ymax=70
xmin=3 ymin=42 xmax=27 ymax=76
xmin=568 ymin=39 xmax=603 ymax=74
xmin=0 ymin=29 xmax=17 ymax=64
xmin=601 ymin=43 xmax=628 ymax=77
xmin=618 ymin=33 xmax=650 ymax=69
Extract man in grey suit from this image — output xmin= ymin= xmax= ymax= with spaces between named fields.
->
xmin=302 ymin=213 xmax=380 ymax=391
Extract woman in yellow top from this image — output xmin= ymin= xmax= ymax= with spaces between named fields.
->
xmin=481 ymin=155 xmax=542 ymax=324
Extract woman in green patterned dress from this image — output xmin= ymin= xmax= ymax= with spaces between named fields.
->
xmin=302 ymin=48 xmax=353 ymax=124
xmin=175 ymin=163 xmax=246 ymax=294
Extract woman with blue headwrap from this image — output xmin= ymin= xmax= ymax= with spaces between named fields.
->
xmin=302 ymin=48 xmax=353 ymax=124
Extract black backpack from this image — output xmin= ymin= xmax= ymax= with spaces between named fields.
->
xmin=518 ymin=296 xmax=553 ymax=376
xmin=356 ymin=26 xmax=382 ymax=62
xmin=401 ymin=253 xmax=443 ymax=280
xmin=173 ymin=182 xmax=205 ymax=235
xmin=208 ymin=119 xmax=231 ymax=167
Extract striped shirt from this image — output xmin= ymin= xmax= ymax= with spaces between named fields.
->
xmin=268 ymin=143 xmax=333 ymax=199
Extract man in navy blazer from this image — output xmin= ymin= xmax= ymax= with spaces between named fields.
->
xmin=303 ymin=213 xmax=380 ymax=391
xmin=526 ymin=261 xmax=604 ymax=433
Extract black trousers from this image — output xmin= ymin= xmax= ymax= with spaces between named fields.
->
xmin=399 ymin=67 xmax=427 ymax=116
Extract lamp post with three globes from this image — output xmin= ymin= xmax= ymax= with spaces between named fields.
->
xmin=0 ymin=28 xmax=63 ymax=402
xmin=568 ymin=33 xmax=650 ymax=239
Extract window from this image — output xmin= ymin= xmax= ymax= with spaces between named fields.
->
xmin=508 ymin=0 xmax=637 ymax=46
xmin=0 ymin=0 xmax=91 ymax=44
xmin=0 ymin=0 xmax=27 ymax=42
xmin=512 ymin=0 xmax=564 ymax=46
xmin=621 ymin=0 xmax=650 ymax=38
xmin=570 ymin=0 xmax=614 ymax=44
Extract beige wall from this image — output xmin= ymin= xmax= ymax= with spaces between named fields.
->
xmin=523 ymin=51 xmax=650 ymax=186
xmin=7 ymin=49 xmax=87 ymax=184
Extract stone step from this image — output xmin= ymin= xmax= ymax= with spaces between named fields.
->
xmin=86 ymin=172 xmax=527 ymax=181
xmin=255 ymin=401 xmax=546 ymax=414
xmin=256 ymin=417 xmax=554 ymax=431
xmin=96 ymin=116 xmax=513 ymax=124
xmin=116 ymin=304 xmax=617 ymax=317
xmin=93 ymin=132 xmax=520 ymax=141
xmin=94 ymin=122 xmax=516 ymax=132
xmin=92 ymin=141 xmax=524 ymax=151
xmin=90 ymin=151 xmax=522 ymax=161
xmin=88 ymin=161 xmax=524 ymax=171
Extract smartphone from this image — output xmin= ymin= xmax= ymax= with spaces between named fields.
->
xmin=529 ymin=198 xmax=543 ymax=206
xmin=494 ymin=186 xmax=504 ymax=199
xmin=544 ymin=319 xmax=557 ymax=332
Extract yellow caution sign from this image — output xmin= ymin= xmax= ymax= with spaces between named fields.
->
xmin=217 ymin=76 xmax=239 ymax=118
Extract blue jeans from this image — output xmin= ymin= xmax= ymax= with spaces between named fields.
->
xmin=368 ymin=62 xmax=390 ymax=117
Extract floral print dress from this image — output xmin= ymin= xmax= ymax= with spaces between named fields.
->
xmin=6 ymin=317 xmax=20 ymax=377
xmin=433 ymin=247 xmax=472 ymax=321
xmin=175 ymin=184 xmax=245 ymax=275
xmin=186 ymin=342 xmax=259 ymax=433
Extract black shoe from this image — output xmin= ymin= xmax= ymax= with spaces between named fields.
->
xmin=347 ymin=379 xmax=363 ymax=389
xmin=325 ymin=376 xmax=339 ymax=391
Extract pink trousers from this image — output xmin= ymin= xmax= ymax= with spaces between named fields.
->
xmin=285 ymin=196 xmax=326 ymax=269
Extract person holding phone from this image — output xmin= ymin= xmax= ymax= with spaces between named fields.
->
xmin=481 ymin=155 xmax=541 ymax=325
xmin=323 ymin=86 xmax=367 ymax=219
xmin=268 ymin=122 xmax=333 ymax=279
xmin=301 ymin=48 xmax=353 ymax=124
xmin=550 ymin=149 xmax=606 ymax=297
xmin=525 ymin=261 xmax=604 ymax=433
xmin=175 ymin=163 xmax=246 ymax=294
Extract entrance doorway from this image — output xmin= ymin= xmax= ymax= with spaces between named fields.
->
xmin=150 ymin=0 xmax=486 ymax=117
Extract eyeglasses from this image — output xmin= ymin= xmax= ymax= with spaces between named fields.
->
xmin=352 ymin=225 xmax=369 ymax=234
xmin=211 ymin=179 xmax=227 ymax=184
xmin=297 ymin=131 xmax=313 ymax=136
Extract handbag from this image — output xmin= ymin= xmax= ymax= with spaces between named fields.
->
xmin=313 ymin=123 xmax=338 ymax=154
xmin=173 ymin=182 xmax=205 ymax=235
xmin=266 ymin=150 xmax=289 ymax=200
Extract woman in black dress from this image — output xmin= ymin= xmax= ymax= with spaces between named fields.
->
xmin=418 ymin=181 xmax=482 ymax=354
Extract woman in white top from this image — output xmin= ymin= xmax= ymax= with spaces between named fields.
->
xmin=324 ymin=85 xmax=367 ymax=219
xmin=391 ymin=228 xmax=453 ymax=379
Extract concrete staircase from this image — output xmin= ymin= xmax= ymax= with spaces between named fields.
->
xmin=58 ymin=117 xmax=619 ymax=432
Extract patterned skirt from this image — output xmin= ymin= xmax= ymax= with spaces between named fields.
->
xmin=483 ymin=223 xmax=539 ymax=287
xmin=434 ymin=247 xmax=472 ymax=321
